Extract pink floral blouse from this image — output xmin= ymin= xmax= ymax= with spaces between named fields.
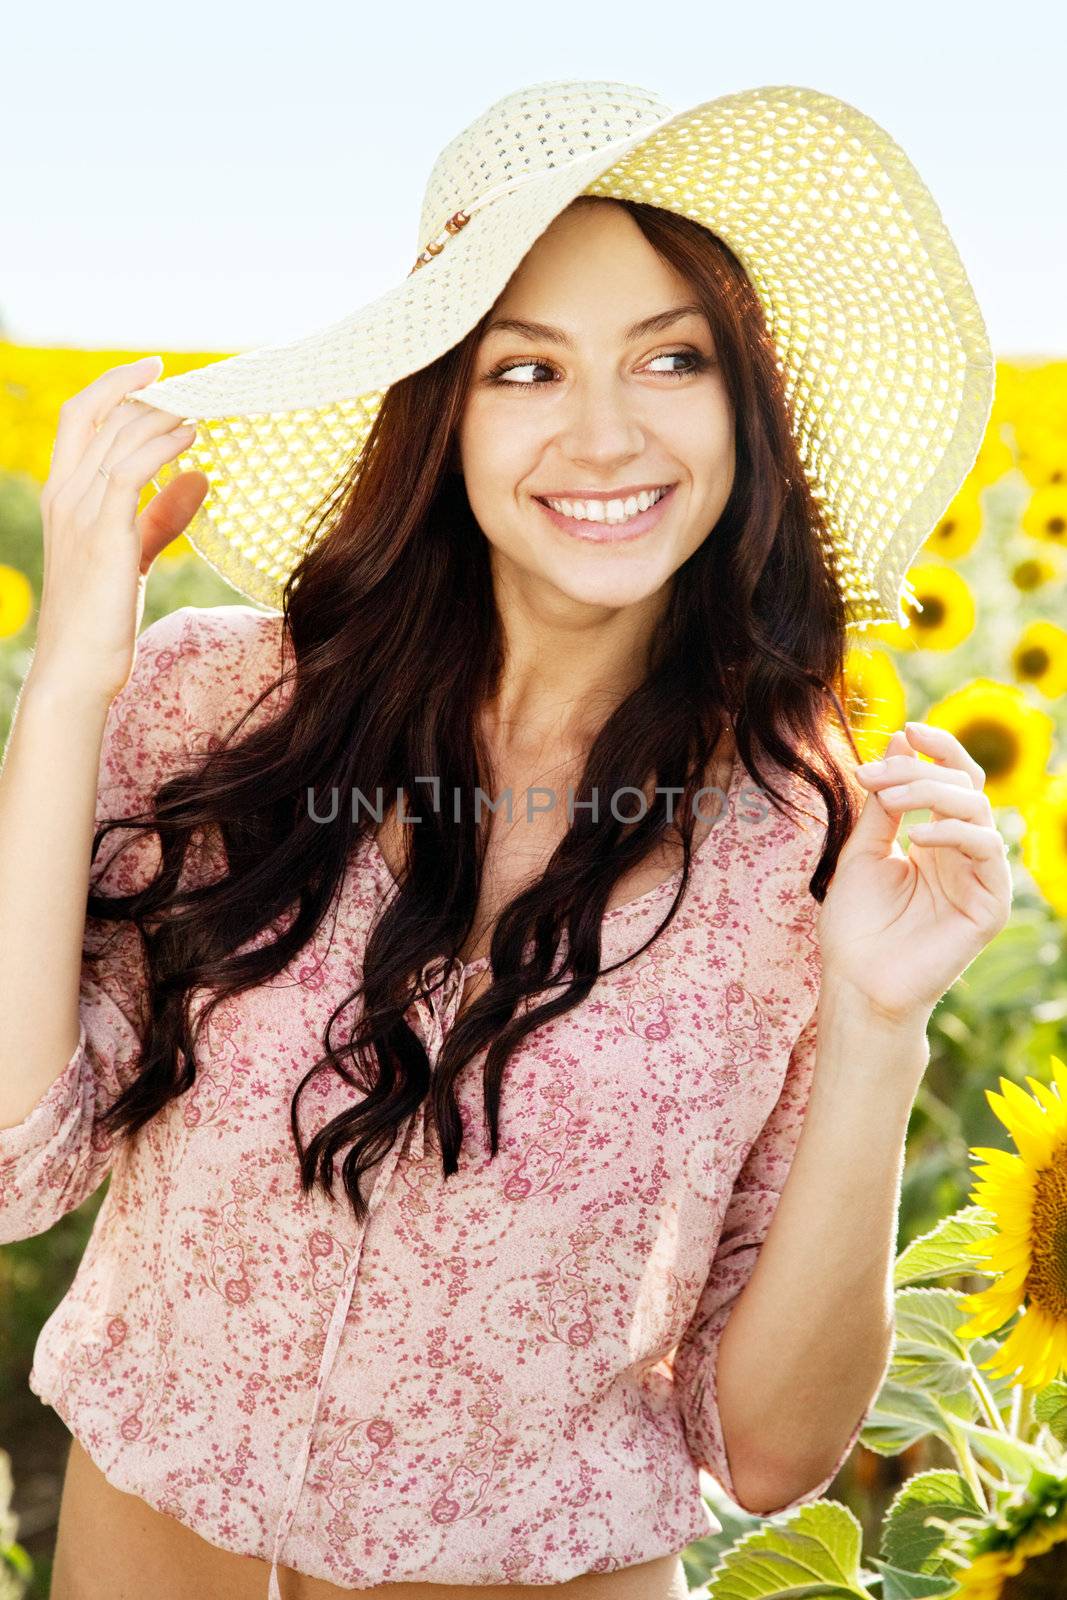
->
xmin=0 ymin=604 xmax=881 ymax=1597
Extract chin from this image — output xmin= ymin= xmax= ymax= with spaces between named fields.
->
xmin=543 ymin=565 xmax=667 ymax=610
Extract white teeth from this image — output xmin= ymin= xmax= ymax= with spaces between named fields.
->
xmin=543 ymin=486 xmax=669 ymax=525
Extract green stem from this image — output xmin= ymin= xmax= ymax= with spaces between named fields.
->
xmin=947 ymin=1424 xmax=988 ymax=1511
xmin=974 ymin=1458 xmax=1010 ymax=1495
xmin=932 ymin=1546 xmax=978 ymax=1572
xmin=1009 ymin=1383 xmax=1024 ymax=1437
xmin=970 ymin=1367 xmax=1008 ymax=1433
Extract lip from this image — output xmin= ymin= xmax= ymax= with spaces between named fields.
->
xmin=534 ymin=482 xmax=674 ymax=501
xmin=534 ymin=483 xmax=677 ymax=544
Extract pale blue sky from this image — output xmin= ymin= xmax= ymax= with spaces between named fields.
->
xmin=3 ymin=0 xmax=1063 ymax=360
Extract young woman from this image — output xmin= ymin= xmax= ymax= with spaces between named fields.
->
xmin=0 ymin=81 xmax=1009 ymax=1600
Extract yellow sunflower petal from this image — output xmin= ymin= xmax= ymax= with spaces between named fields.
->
xmin=1022 ymin=1076 xmax=1065 ymax=1116
xmin=996 ymin=1077 xmax=1052 ymax=1128
xmin=983 ymin=1098 xmax=1055 ymax=1167
xmin=970 ymin=1145 xmax=1027 ymax=1170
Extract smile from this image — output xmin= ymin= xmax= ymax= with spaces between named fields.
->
xmin=534 ymin=483 xmax=677 ymax=544
xmin=538 ymin=486 xmax=671 ymax=525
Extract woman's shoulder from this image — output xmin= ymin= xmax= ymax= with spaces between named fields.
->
xmin=175 ymin=600 xmax=286 ymax=672
xmin=157 ymin=602 xmax=291 ymax=743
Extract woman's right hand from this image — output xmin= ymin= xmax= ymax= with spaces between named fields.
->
xmin=32 ymin=355 xmax=210 ymax=704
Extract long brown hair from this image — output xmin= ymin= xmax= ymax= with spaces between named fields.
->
xmin=90 ymin=197 xmax=863 ymax=1223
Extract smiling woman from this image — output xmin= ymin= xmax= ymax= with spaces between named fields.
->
xmin=460 ymin=203 xmax=735 ymax=582
xmin=2 ymin=76 xmax=994 ymax=1600
xmin=10 ymin=186 xmax=861 ymax=1600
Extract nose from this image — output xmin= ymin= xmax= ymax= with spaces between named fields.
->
xmin=555 ymin=373 xmax=645 ymax=474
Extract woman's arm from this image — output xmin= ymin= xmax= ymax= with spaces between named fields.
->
xmin=714 ymin=976 xmax=926 ymax=1514
xmin=0 ymin=607 xmax=193 ymax=1239
xmin=0 ymin=670 xmax=113 ymax=1126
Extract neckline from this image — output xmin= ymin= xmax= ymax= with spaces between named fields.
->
xmin=363 ymin=747 xmax=745 ymax=977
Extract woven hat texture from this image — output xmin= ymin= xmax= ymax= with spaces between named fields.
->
xmin=127 ymin=78 xmax=994 ymax=627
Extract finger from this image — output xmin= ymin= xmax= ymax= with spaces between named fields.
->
xmin=907 ymin=817 xmax=1014 ymax=908
xmin=875 ymin=779 xmax=994 ymax=823
xmin=856 ymin=754 xmax=974 ymax=791
xmin=844 ymin=730 xmax=912 ymax=854
xmin=46 ymin=356 xmax=164 ymax=491
xmin=92 ymin=425 xmax=199 ymax=540
xmin=76 ymin=405 xmax=193 ymax=526
xmin=902 ymin=720 xmax=987 ymax=792
xmin=136 ymin=471 xmax=210 ymax=572
xmin=906 ymin=818 xmax=1009 ymax=861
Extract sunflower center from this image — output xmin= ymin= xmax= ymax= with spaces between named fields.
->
xmin=1000 ymin=1540 xmax=1067 ymax=1596
xmin=1017 ymin=647 xmax=1050 ymax=678
xmin=959 ymin=719 xmax=1020 ymax=779
xmin=916 ymin=596 xmax=947 ymax=629
xmin=1046 ymin=516 xmax=1066 ymax=538
xmin=1013 ymin=560 xmax=1044 ymax=591
xmin=1024 ymin=1143 xmax=1067 ymax=1320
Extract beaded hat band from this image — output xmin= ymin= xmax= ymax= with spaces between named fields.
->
xmin=127 ymin=78 xmax=994 ymax=626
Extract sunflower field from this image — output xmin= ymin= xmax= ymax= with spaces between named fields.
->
xmin=2 ymin=345 xmax=1067 ymax=1598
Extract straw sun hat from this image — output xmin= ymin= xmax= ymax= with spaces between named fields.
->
xmin=125 ymin=78 xmax=994 ymax=628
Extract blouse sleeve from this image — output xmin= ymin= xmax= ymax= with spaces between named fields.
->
xmin=671 ymin=1000 xmax=883 ymax=1514
xmin=0 ymin=606 xmax=195 ymax=1243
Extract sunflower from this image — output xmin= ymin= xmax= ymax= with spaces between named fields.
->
xmin=952 ymin=1498 xmax=1067 ymax=1599
xmin=897 ymin=562 xmax=976 ymax=650
xmin=954 ymin=1054 xmax=1067 ymax=1393
xmin=862 ymin=615 xmax=916 ymax=653
xmin=1011 ymin=621 xmax=1067 ymax=700
xmin=970 ymin=418 xmax=1017 ymax=490
xmin=1016 ymin=421 xmax=1067 ymax=490
xmin=922 ymin=485 xmax=985 ymax=560
xmin=924 ymin=679 xmax=1054 ymax=808
xmin=0 ymin=564 xmax=33 ymax=638
xmin=842 ymin=645 xmax=907 ymax=763
xmin=1022 ymin=484 xmax=1067 ymax=545
xmin=1019 ymin=772 xmax=1067 ymax=919
xmin=1011 ymin=554 xmax=1061 ymax=594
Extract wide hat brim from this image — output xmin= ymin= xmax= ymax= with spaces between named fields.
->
xmin=128 ymin=82 xmax=994 ymax=627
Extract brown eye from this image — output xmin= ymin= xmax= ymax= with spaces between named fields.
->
xmin=486 ymin=359 xmax=557 ymax=387
xmin=645 ymin=350 xmax=708 ymax=378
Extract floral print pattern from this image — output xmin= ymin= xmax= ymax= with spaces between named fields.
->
xmin=0 ymin=604 xmax=881 ymax=1595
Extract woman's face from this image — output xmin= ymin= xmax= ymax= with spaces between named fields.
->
xmin=456 ymin=200 xmax=735 ymax=613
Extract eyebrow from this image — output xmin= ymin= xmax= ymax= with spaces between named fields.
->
xmin=480 ymin=303 xmax=708 ymax=348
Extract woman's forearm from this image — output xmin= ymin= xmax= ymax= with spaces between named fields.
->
xmin=715 ymin=977 xmax=929 ymax=1514
xmin=0 ymin=667 xmax=112 ymax=1128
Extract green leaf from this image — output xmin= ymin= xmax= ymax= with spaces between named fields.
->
xmin=706 ymin=1500 xmax=872 ymax=1599
xmin=949 ymin=1415 xmax=1060 ymax=1478
xmin=892 ymin=1288 xmax=980 ymax=1396
xmin=867 ymin=1560 xmax=960 ymax=1599
xmin=1033 ymin=1378 xmax=1067 ymax=1448
xmin=856 ymin=1380 xmax=970 ymax=1457
xmin=880 ymin=1469 xmax=983 ymax=1577
xmin=894 ymin=1206 xmax=996 ymax=1288
xmin=952 ymin=918 xmax=1050 ymax=1008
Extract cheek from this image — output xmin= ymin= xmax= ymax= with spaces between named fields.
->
xmin=458 ymin=399 xmax=543 ymax=501
xmin=669 ymin=396 xmax=734 ymax=489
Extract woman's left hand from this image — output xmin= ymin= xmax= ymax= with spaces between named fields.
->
xmin=818 ymin=721 xmax=1014 ymax=1026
